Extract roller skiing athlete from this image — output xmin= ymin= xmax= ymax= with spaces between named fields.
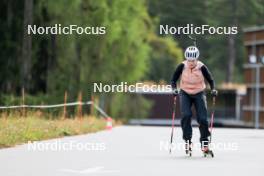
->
xmin=171 ymin=45 xmax=218 ymax=157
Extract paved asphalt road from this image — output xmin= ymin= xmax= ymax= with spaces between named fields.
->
xmin=0 ymin=126 xmax=263 ymax=176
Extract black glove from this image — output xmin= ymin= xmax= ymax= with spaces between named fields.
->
xmin=211 ymin=89 xmax=218 ymax=97
xmin=172 ymin=89 xmax=180 ymax=96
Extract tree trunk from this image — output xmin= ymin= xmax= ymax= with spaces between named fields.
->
xmin=21 ymin=0 xmax=33 ymax=91
xmin=6 ymin=0 xmax=13 ymax=92
xmin=46 ymin=34 xmax=57 ymax=93
xmin=226 ymin=34 xmax=236 ymax=83
xmin=225 ymin=0 xmax=237 ymax=83
xmin=75 ymin=41 xmax=82 ymax=90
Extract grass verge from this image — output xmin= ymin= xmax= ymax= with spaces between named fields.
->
xmin=0 ymin=115 xmax=108 ymax=148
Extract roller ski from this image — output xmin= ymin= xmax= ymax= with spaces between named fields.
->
xmin=202 ymin=146 xmax=214 ymax=158
xmin=185 ymin=140 xmax=192 ymax=157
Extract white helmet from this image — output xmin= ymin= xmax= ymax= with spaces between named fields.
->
xmin=184 ymin=46 xmax=200 ymax=60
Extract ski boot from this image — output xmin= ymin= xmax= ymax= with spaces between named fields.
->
xmin=185 ymin=140 xmax=192 ymax=157
xmin=202 ymin=146 xmax=214 ymax=158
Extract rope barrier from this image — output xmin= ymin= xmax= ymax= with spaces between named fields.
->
xmin=0 ymin=101 xmax=109 ymax=118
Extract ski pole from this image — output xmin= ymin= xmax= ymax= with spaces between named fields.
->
xmin=169 ymin=95 xmax=177 ymax=154
xmin=209 ymin=96 xmax=216 ymax=144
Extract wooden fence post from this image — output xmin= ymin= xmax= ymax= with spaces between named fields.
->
xmin=90 ymin=93 xmax=94 ymax=116
xmin=63 ymin=91 xmax=68 ymax=119
xmin=22 ymin=87 xmax=26 ymax=117
xmin=77 ymin=91 xmax=82 ymax=119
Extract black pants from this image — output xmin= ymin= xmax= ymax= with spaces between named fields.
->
xmin=179 ymin=90 xmax=210 ymax=145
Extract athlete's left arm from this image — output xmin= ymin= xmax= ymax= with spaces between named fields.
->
xmin=201 ymin=65 xmax=215 ymax=90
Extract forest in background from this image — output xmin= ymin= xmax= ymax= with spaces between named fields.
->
xmin=0 ymin=0 xmax=263 ymax=118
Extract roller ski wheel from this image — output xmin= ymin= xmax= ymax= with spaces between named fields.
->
xmin=202 ymin=147 xmax=214 ymax=158
xmin=185 ymin=141 xmax=192 ymax=157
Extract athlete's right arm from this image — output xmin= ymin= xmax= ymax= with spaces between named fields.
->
xmin=171 ymin=63 xmax=184 ymax=89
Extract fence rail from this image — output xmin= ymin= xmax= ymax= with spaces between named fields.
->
xmin=0 ymin=101 xmax=109 ymax=118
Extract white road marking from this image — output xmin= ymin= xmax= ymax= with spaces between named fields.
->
xmin=59 ymin=166 xmax=120 ymax=174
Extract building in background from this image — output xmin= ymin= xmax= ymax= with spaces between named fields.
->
xmin=130 ymin=83 xmax=247 ymax=127
xmin=243 ymin=26 xmax=264 ymax=128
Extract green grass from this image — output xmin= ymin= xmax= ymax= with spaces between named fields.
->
xmin=0 ymin=115 xmax=108 ymax=148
